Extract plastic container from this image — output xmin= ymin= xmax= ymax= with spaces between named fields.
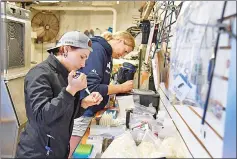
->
xmin=117 ymin=62 xmax=137 ymax=84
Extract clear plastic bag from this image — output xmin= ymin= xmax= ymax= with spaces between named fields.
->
xmin=130 ymin=112 xmax=155 ymax=123
xmin=158 ymin=118 xmax=177 ymax=139
xmin=141 ymin=130 xmax=161 ymax=147
xmin=130 ymin=129 xmax=146 ymax=146
xmin=138 ymin=130 xmax=164 ymax=158
xmin=156 ymin=110 xmax=166 ymax=123
xmin=90 ymin=125 xmax=125 ymax=137
xmin=133 ymin=102 xmax=156 ymax=116
xmin=129 ymin=114 xmax=155 ymax=131
xmin=149 ymin=120 xmax=163 ymax=137
xmin=101 ymin=131 xmax=140 ymax=158
xmin=157 ymin=136 xmax=187 ymax=158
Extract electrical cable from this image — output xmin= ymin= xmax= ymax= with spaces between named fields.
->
xmin=201 ymin=1 xmax=228 ymax=125
xmin=188 ymin=20 xmax=237 ymax=39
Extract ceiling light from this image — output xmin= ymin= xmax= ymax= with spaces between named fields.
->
xmin=117 ymin=1 xmax=119 ymax=4
xmin=40 ymin=1 xmax=59 ymax=3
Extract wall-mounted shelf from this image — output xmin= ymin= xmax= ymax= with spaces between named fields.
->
xmin=158 ymin=83 xmax=225 ymax=158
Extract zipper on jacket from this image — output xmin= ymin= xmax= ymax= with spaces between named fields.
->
xmin=45 ymin=134 xmax=54 ymax=158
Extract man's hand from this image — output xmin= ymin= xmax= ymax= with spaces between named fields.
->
xmin=66 ymin=70 xmax=87 ymax=96
xmin=81 ymin=92 xmax=103 ymax=109
xmin=120 ymin=80 xmax=134 ymax=93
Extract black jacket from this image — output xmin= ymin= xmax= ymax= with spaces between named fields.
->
xmin=16 ymin=54 xmax=81 ymax=158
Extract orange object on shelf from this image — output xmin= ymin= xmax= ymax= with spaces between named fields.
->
xmin=81 ymin=128 xmax=90 ymax=144
xmin=81 ymin=110 xmax=105 ymax=144
xmin=141 ymin=71 xmax=149 ymax=85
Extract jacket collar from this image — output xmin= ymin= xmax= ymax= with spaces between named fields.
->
xmin=46 ymin=54 xmax=69 ymax=79
xmin=91 ymin=36 xmax=112 ymax=57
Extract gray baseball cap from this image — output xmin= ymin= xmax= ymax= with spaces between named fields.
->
xmin=47 ymin=31 xmax=93 ymax=53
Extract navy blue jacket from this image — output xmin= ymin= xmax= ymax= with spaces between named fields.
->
xmin=80 ymin=36 xmax=113 ymax=117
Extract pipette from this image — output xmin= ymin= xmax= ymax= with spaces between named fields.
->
xmin=73 ymin=71 xmax=91 ymax=95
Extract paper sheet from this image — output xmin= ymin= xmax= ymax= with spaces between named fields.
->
xmin=116 ymin=95 xmax=135 ymax=119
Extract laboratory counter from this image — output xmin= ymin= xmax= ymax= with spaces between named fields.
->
xmin=68 ymin=93 xmax=191 ymax=158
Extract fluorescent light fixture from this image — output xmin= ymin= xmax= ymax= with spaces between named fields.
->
xmin=40 ymin=1 xmax=59 ymax=3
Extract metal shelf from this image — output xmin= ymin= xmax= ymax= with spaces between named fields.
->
xmin=152 ymin=1 xmax=183 ymax=59
xmin=158 ymin=83 xmax=224 ymax=158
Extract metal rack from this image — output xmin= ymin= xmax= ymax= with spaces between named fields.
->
xmin=152 ymin=1 xmax=183 ymax=60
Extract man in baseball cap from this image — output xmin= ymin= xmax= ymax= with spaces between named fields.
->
xmin=16 ymin=31 xmax=103 ymax=158
xmin=47 ymin=30 xmax=93 ymax=54
xmin=46 ymin=31 xmax=93 ymax=70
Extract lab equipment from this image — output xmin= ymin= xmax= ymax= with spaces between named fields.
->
xmin=141 ymin=20 xmax=151 ymax=44
xmin=1 ymin=3 xmax=31 ymax=157
xmin=99 ymin=111 xmax=119 ymax=127
xmin=116 ymin=62 xmax=137 ymax=84
xmin=74 ymin=70 xmax=91 ymax=95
